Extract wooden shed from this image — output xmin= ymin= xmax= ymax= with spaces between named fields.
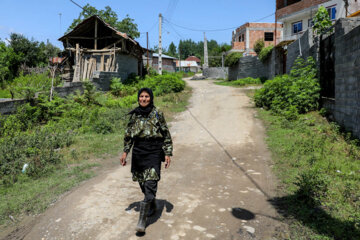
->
xmin=58 ymin=15 xmax=144 ymax=83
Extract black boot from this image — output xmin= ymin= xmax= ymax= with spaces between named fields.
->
xmin=147 ymin=199 xmax=157 ymax=217
xmin=136 ymin=201 xmax=150 ymax=232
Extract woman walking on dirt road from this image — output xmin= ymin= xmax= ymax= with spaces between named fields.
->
xmin=120 ymin=88 xmax=173 ymax=233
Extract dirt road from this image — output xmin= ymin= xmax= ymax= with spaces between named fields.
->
xmin=23 ymin=79 xmax=287 ymax=240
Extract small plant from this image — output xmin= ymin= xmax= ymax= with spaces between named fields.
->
xmin=313 ymin=6 xmax=333 ymax=36
xmin=258 ymin=45 xmax=274 ymax=62
xmin=254 ymin=39 xmax=265 ymax=55
xmin=224 ymin=52 xmax=243 ymax=67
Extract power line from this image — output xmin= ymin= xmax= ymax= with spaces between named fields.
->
xmin=164 ymin=12 xmax=275 ymax=32
xmin=69 ymin=0 xmax=91 ymax=15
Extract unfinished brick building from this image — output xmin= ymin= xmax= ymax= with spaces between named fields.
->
xmin=231 ymin=22 xmax=283 ymax=56
xmin=276 ymin=0 xmax=360 ymax=42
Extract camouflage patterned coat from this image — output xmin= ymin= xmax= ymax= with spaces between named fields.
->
xmin=123 ymin=107 xmax=173 ymax=156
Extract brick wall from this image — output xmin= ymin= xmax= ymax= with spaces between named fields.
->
xmin=276 ymin=0 xmax=331 ymax=19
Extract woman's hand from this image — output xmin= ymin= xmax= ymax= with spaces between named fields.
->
xmin=120 ymin=152 xmax=127 ymax=166
xmin=165 ymin=156 xmax=171 ymax=169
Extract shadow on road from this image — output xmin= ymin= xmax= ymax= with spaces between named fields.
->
xmin=125 ymin=199 xmax=174 ymax=237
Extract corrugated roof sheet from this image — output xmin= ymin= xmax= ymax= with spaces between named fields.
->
xmin=152 ymin=53 xmax=177 ymax=59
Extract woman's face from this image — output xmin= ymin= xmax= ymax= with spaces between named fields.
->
xmin=139 ymin=91 xmax=151 ymax=107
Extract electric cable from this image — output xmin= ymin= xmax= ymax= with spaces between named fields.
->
xmin=164 ymin=12 xmax=275 ymax=32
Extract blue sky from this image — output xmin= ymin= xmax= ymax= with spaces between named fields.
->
xmin=0 ymin=0 xmax=276 ymax=50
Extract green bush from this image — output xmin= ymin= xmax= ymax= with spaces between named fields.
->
xmin=295 ymin=169 xmax=330 ymax=205
xmin=254 ymin=56 xmax=320 ymax=117
xmin=232 ymin=77 xmax=262 ymax=86
xmin=0 ymin=125 xmax=74 ymax=185
xmin=254 ymin=39 xmax=265 ymax=55
xmin=225 ymin=52 xmax=243 ymax=67
xmin=258 ymin=45 xmax=274 ymax=62
xmin=9 ymin=72 xmax=60 ymax=100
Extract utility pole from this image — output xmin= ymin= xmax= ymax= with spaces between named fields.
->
xmin=146 ymin=32 xmax=149 ymax=69
xmin=158 ymin=13 xmax=163 ymax=75
xmin=204 ymin=32 xmax=209 ymax=68
xmin=179 ymin=46 xmax=181 ymax=72
xmin=59 ymin=13 xmax=62 ymax=36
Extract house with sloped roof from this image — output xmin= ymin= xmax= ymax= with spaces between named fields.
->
xmin=58 ymin=15 xmax=144 ymax=87
xmin=176 ymin=60 xmax=200 ymax=73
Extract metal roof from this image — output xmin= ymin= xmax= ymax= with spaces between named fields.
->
xmin=152 ymin=53 xmax=177 ymax=60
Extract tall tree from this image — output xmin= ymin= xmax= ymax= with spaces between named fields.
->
xmin=0 ymin=41 xmax=21 ymax=86
xmin=167 ymin=42 xmax=177 ymax=57
xmin=67 ymin=4 xmax=140 ymax=38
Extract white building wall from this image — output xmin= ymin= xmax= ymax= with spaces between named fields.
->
xmin=280 ymin=0 xmax=359 ymax=41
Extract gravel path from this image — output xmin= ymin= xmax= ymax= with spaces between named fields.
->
xmin=22 ymin=79 xmax=287 ymax=240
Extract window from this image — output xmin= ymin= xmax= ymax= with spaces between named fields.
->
xmin=264 ymin=32 xmax=274 ymax=41
xmin=292 ymin=21 xmax=303 ymax=34
xmin=308 ymin=18 xmax=314 ymax=28
xmin=327 ymin=6 xmax=336 ymax=20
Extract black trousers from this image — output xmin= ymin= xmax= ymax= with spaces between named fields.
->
xmin=139 ymin=180 xmax=158 ymax=203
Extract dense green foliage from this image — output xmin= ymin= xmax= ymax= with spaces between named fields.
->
xmin=0 ymin=41 xmax=21 ymax=87
xmin=254 ymin=39 xmax=265 ymax=55
xmin=224 ymin=52 xmax=243 ymax=67
xmin=177 ymin=39 xmax=231 ymax=67
xmin=0 ymin=73 xmax=185 ymax=186
xmin=167 ymin=42 xmax=177 ymax=57
xmin=216 ymin=77 xmax=263 ymax=86
xmin=7 ymin=72 xmax=60 ymax=100
xmin=254 ymin=56 xmax=320 ymax=119
xmin=67 ymin=4 xmax=140 ymax=38
xmin=259 ymin=110 xmax=360 ymax=239
xmin=0 ymin=34 xmax=60 ymax=86
xmin=313 ymin=6 xmax=333 ymax=36
xmin=258 ymin=45 xmax=274 ymax=62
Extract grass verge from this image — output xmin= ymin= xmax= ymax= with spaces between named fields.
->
xmin=258 ymin=109 xmax=360 ymax=239
xmin=0 ymin=85 xmax=192 ymax=233
xmin=215 ymin=77 xmax=263 ymax=87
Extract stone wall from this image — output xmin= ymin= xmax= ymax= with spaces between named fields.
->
xmin=203 ymin=67 xmax=228 ymax=79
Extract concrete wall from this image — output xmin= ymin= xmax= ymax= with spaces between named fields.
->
xmin=54 ymin=82 xmax=84 ymax=97
xmin=0 ymin=99 xmax=27 ymax=115
xmin=286 ymin=29 xmax=319 ymax=73
xmin=203 ymin=67 xmax=228 ymax=79
xmin=331 ymin=18 xmax=360 ymax=138
xmin=229 ymin=55 xmax=273 ymax=80
xmin=115 ymin=54 xmax=138 ymax=79
xmin=91 ymin=71 xmax=122 ymax=91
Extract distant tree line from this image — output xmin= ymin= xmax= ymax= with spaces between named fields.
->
xmin=153 ymin=39 xmax=231 ymax=67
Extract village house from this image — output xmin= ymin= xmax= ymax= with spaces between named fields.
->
xmin=185 ymin=56 xmax=201 ymax=67
xmin=176 ymin=60 xmax=200 ymax=73
xmin=58 ymin=15 xmax=144 ymax=87
xmin=231 ymin=22 xmax=283 ymax=55
xmin=148 ymin=53 xmax=177 ymax=73
xmin=276 ymin=0 xmax=360 ymax=42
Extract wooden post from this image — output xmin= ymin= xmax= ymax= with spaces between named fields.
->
xmin=73 ymin=43 xmax=80 ymax=82
xmin=94 ymin=18 xmax=98 ymax=50
xmin=100 ymin=54 xmax=104 ymax=71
